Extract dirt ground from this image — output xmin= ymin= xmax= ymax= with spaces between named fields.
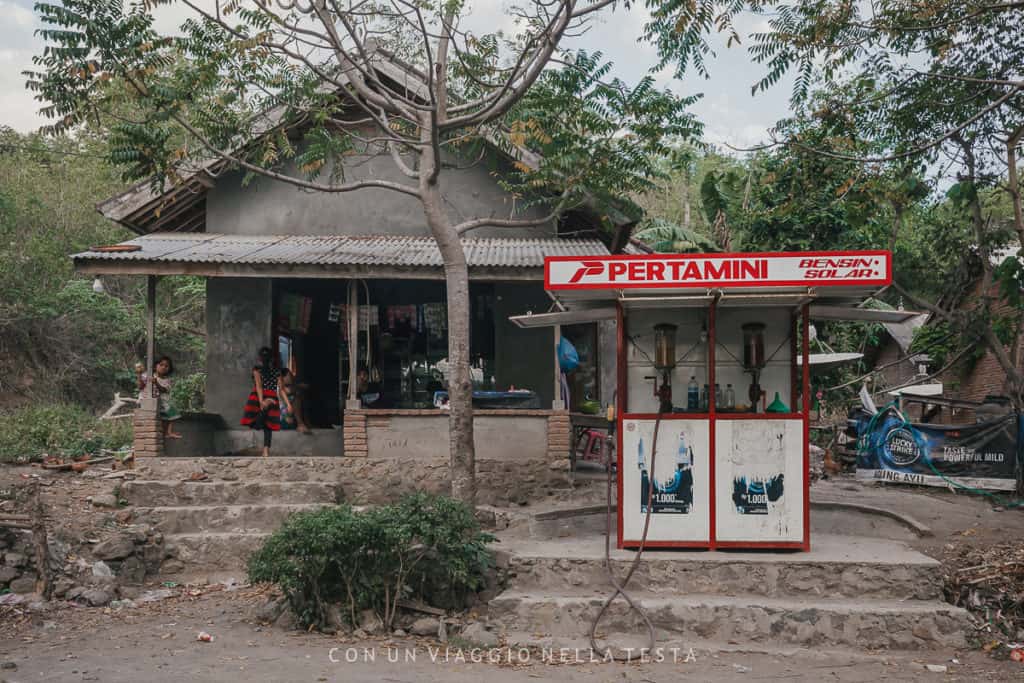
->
xmin=0 ymin=586 xmax=1022 ymax=682
xmin=4 ymin=464 xmax=1024 ymax=680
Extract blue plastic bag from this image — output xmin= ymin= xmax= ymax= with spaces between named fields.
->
xmin=558 ymin=336 xmax=580 ymax=373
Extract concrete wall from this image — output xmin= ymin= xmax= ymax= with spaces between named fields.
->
xmin=363 ymin=415 xmax=548 ymax=461
xmin=205 ymin=153 xmax=556 ymax=239
xmin=206 ymin=278 xmax=273 ymax=422
xmin=493 ymin=283 xmax=556 ymax=407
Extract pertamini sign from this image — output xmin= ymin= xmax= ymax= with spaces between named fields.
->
xmin=545 ymin=251 xmax=892 ymax=290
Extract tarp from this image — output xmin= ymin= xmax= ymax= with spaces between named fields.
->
xmin=853 ymin=407 xmax=1022 ymax=491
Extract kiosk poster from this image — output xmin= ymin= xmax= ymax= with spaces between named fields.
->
xmin=620 ymin=419 xmax=710 ymax=543
xmin=715 ymin=419 xmax=804 ymax=543
xmin=854 ymin=409 xmax=1022 ymax=491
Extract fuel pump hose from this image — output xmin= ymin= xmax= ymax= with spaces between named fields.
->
xmin=589 ymin=410 xmax=662 ymax=660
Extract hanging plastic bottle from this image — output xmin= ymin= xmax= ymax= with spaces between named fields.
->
xmin=724 ymin=384 xmax=736 ymax=410
xmin=700 ymin=384 xmax=709 ymax=411
xmin=687 ymin=376 xmax=699 ymax=410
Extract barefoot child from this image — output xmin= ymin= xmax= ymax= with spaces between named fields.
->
xmin=137 ymin=356 xmax=182 ymax=439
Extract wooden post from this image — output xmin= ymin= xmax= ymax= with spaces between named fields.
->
xmin=30 ymin=481 xmax=51 ymax=600
xmin=553 ymin=324 xmax=565 ymax=410
xmin=143 ymin=275 xmax=158 ymax=411
xmin=346 ymin=280 xmax=359 ymax=409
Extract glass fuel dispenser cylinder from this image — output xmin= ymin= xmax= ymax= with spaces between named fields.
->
xmin=741 ymin=323 xmax=766 ymax=369
xmin=653 ymin=323 xmax=678 ymax=370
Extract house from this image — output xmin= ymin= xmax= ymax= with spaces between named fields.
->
xmin=72 ymin=51 xmax=633 ymax=505
xmin=936 ymin=244 xmax=1023 ymax=406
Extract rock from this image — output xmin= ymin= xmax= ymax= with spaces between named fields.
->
xmin=114 ymin=510 xmax=133 ymax=524
xmin=52 ymin=578 xmax=74 ymax=598
xmin=359 ymin=609 xmax=384 ymax=634
xmin=109 ymin=599 xmax=135 ymax=609
xmin=90 ymin=494 xmax=119 ymax=509
xmin=160 ymin=559 xmax=185 ymax=574
xmin=65 ymin=586 xmax=87 ymax=601
xmin=409 ymin=617 xmax=440 ymax=637
xmin=393 ymin=629 xmax=408 ymax=637
xmin=3 ymin=552 xmax=26 ymax=568
xmin=47 ymin=538 xmax=70 ymax=566
xmin=273 ymin=607 xmax=298 ymax=631
xmin=119 ymin=585 xmax=142 ymax=600
xmin=78 ymin=588 xmax=113 ymax=607
xmin=492 ymin=549 xmax=512 ymax=570
xmin=460 ymin=622 xmax=498 ymax=647
xmin=138 ymin=588 xmax=175 ymax=604
xmin=548 ymin=458 xmax=572 ymax=471
xmin=0 ymin=566 xmax=18 ymax=584
xmin=9 ymin=576 xmax=37 ymax=594
xmin=92 ymin=534 xmax=135 ymax=561
xmin=925 ymin=664 xmax=948 ymax=673
xmin=352 ymin=628 xmax=368 ymax=639
xmin=118 ymin=556 xmax=146 ymax=585
xmin=325 ymin=604 xmax=348 ymax=632
xmin=92 ymin=561 xmax=114 ymax=578
xmin=1 ymin=661 xmax=16 ymax=670
xmin=252 ymin=596 xmax=287 ymax=623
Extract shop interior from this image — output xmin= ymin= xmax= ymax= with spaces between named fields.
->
xmin=271 ymin=279 xmax=567 ymax=425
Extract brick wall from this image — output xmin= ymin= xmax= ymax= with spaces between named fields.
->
xmin=133 ymin=409 xmax=164 ymax=458
xmin=939 ymin=277 xmax=1022 ymax=403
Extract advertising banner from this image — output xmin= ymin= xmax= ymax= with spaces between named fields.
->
xmin=546 ymin=251 xmax=891 ymax=290
xmin=854 ymin=408 xmax=1022 ymax=491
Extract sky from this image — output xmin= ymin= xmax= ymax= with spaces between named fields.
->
xmin=0 ymin=0 xmax=794 ymax=150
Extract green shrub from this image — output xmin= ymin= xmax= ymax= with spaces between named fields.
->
xmin=247 ymin=494 xmax=495 ymax=630
xmin=170 ymin=372 xmax=206 ymax=412
xmin=0 ymin=403 xmax=132 ymax=463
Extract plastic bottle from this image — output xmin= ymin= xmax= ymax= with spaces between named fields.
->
xmin=677 ymin=431 xmax=691 ymax=470
xmin=687 ymin=376 xmax=699 ymax=410
xmin=724 ymin=384 xmax=736 ymax=410
xmin=700 ymin=384 xmax=709 ymax=411
xmin=714 ymin=383 xmax=722 ymax=409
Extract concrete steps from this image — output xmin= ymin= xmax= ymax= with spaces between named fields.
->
xmin=501 ymin=538 xmax=943 ymax=602
xmin=121 ymin=480 xmax=342 ymax=506
xmin=486 ymin=532 xmax=968 ymax=650
xmin=488 ymin=590 xmax=968 ymax=650
xmin=164 ymin=532 xmax=270 ymax=573
xmin=122 ymin=465 xmax=345 ymax=576
xmin=135 ymin=503 xmax=330 ymax=534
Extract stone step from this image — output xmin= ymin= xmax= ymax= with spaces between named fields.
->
xmin=487 ymin=590 xmax=969 ymax=650
xmin=121 ymin=480 xmax=342 ymax=506
xmin=497 ymin=534 xmax=944 ymax=602
xmin=164 ymin=532 xmax=269 ymax=574
xmin=135 ymin=503 xmax=330 ymax=534
xmin=133 ymin=456 xmax=350 ymax=483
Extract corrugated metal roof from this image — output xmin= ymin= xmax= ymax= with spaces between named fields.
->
xmin=73 ymin=233 xmax=610 ymax=269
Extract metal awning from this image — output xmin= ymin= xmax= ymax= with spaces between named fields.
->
xmin=808 ymin=305 xmax=921 ymax=323
xmin=73 ymin=233 xmax=611 ymax=281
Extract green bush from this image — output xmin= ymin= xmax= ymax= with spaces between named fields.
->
xmin=0 ymin=403 xmax=132 ymax=463
xmin=170 ymin=372 xmax=206 ymax=412
xmin=247 ymin=493 xmax=495 ymax=630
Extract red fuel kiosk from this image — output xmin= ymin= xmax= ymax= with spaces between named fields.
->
xmin=543 ymin=251 xmax=892 ymax=550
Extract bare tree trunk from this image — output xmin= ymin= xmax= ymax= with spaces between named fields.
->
xmin=420 ymin=122 xmax=476 ymax=506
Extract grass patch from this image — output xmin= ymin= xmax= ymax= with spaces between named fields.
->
xmin=0 ymin=403 xmax=132 ymax=463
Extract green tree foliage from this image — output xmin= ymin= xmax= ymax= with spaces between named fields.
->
xmin=0 ymin=126 xmax=205 ymax=412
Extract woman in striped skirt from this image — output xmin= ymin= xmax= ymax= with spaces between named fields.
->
xmin=241 ymin=346 xmax=293 ymax=457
